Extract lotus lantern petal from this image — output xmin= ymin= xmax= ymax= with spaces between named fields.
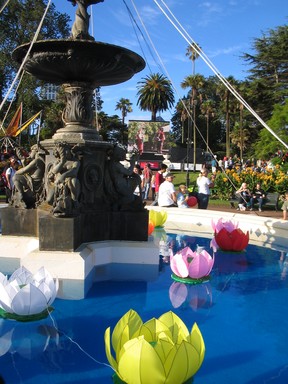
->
xmin=0 ymin=266 xmax=59 ymax=320
xmin=105 ymin=309 xmax=205 ymax=384
xmin=211 ymin=218 xmax=239 ymax=234
xmin=149 ymin=210 xmax=167 ymax=228
xmin=170 ymin=246 xmax=214 ymax=280
xmin=214 ymin=228 xmax=249 ymax=252
xmin=211 ymin=218 xmax=249 ymax=252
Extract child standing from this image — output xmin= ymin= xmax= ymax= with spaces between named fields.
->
xmin=281 ymin=191 xmax=288 ymax=220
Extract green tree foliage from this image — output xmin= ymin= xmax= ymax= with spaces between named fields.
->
xmin=240 ymin=24 xmax=288 ymax=136
xmin=171 ymin=24 xmax=288 ymax=160
xmin=136 ymin=73 xmax=175 ymax=121
xmin=254 ymin=99 xmax=288 ymax=160
xmin=115 ymin=98 xmax=132 ymax=125
xmin=0 ymin=0 xmax=70 ymax=143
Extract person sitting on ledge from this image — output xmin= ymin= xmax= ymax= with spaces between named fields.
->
xmin=249 ymin=182 xmax=266 ymax=212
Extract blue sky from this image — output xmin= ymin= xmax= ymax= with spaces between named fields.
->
xmin=54 ymin=0 xmax=287 ymax=122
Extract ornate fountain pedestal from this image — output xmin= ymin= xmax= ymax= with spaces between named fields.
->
xmin=0 ymin=1 xmax=159 ymax=299
xmin=2 ymin=38 xmax=149 ymax=251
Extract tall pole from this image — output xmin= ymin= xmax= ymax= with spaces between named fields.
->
xmin=193 ymin=100 xmax=197 ymax=171
xmin=186 ymin=117 xmax=191 ymax=187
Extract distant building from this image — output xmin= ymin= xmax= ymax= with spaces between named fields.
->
xmin=40 ymin=83 xmax=59 ymax=101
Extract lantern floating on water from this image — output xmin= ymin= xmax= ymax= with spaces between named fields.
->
xmin=148 ymin=221 xmax=155 ymax=235
xmin=170 ymin=246 xmax=214 ymax=284
xmin=0 ymin=266 xmax=58 ymax=321
xmin=211 ymin=218 xmax=249 ymax=252
xmin=149 ymin=210 xmax=167 ymax=228
xmin=105 ymin=309 xmax=205 ymax=384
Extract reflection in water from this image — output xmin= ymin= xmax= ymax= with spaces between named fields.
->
xmin=169 ymin=281 xmax=213 ymax=311
xmin=0 ymin=318 xmax=60 ymax=360
xmin=279 ymin=251 xmax=288 ymax=280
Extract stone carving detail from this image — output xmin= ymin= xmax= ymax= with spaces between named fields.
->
xmin=46 ymin=142 xmax=81 ymax=217
xmin=11 ymin=144 xmax=47 ymax=209
xmin=68 ymin=0 xmax=104 ymax=40
xmin=62 ymin=84 xmax=94 ymax=126
xmin=105 ymin=144 xmax=144 ymax=211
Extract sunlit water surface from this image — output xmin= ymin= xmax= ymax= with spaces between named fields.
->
xmin=0 ymin=233 xmax=288 ymax=384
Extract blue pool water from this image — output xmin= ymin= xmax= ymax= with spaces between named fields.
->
xmin=0 ymin=233 xmax=288 ymax=384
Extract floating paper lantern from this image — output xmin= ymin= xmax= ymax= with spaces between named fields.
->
xmin=213 ymin=227 xmax=249 ymax=252
xmin=149 ymin=210 xmax=167 ymax=228
xmin=0 ymin=266 xmax=58 ymax=321
xmin=105 ymin=309 xmax=205 ymax=384
xmin=170 ymin=246 xmax=214 ymax=283
xmin=211 ymin=218 xmax=249 ymax=252
xmin=148 ymin=221 xmax=155 ymax=235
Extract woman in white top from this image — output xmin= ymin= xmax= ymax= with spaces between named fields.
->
xmin=196 ymin=169 xmax=215 ymax=209
xmin=158 ymin=173 xmax=177 ymax=207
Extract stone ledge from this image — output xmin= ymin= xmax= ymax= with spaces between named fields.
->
xmin=146 ymin=206 xmax=288 ymax=248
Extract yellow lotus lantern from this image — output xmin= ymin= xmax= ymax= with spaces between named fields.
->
xmin=149 ymin=210 xmax=167 ymax=228
xmin=105 ymin=309 xmax=205 ymax=384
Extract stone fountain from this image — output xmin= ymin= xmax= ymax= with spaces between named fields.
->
xmin=0 ymin=0 xmax=159 ymax=298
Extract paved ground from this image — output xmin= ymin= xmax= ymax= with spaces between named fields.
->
xmin=207 ymin=203 xmax=283 ymax=220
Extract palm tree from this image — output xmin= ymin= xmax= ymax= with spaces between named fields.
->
xmin=185 ymin=43 xmax=201 ymax=75
xmin=216 ymin=76 xmax=239 ymax=157
xmin=200 ymin=100 xmax=215 ymax=152
xmin=115 ymin=98 xmax=132 ymax=125
xmin=136 ymin=73 xmax=175 ymax=121
xmin=181 ymin=74 xmax=205 ymax=170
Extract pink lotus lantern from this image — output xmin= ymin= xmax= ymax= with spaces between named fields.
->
xmin=170 ymin=246 xmax=214 ymax=284
xmin=211 ymin=218 xmax=249 ymax=252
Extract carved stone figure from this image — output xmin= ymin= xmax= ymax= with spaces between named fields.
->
xmin=105 ymin=144 xmax=144 ymax=211
xmin=11 ymin=144 xmax=47 ymax=209
xmin=68 ymin=0 xmax=104 ymax=40
xmin=47 ymin=142 xmax=81 ymax=217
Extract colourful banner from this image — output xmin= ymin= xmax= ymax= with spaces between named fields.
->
xmin=5 ymin=103 xmax=22 ymax=136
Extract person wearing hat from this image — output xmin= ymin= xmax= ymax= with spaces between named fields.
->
xmin=196 ymin=169 xmax=215 ymax=209
xmin=158 ymin=172 xmax=177 ymax=207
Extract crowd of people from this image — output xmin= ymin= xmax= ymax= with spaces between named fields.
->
xmin=2 ymin=147 xmax=288 ymax=220
xmin=134 ymin=161 xmax=216 ymax=210
xmin=133 ymin=159 xmax=288 ymax=220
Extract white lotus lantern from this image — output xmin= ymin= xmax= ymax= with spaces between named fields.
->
xmin=0 ymin=266 xmax=59 ymax=321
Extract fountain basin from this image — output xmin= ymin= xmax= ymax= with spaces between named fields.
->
xmin=12 ymin=39 xmax=146 ymax=86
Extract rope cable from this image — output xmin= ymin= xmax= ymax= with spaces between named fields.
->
xmin=0 ymin=0 xmax=11 ymax=14
xmin=0 ymin=0 xmax=52 ymax=114
xmin=154 ymin=0 xmax=288 ymax=149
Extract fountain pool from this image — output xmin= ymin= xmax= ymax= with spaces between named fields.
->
xmin=0 ymin=232 xmax=288 ymax=384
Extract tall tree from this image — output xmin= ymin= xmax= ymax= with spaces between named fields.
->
xmin=200 ymin=100 xmax=215 ymax=152
xmin=242 ymin=25 xmax=288 ymax=107
xmin=181 ymin=74 xmax=205 ymax=169
xmin=185 ymin=42 xmax=201 ymax=75
xmin=254 ymin=99 xmax=288 ymax=160
xmin=136 ymin=73 xmax=175 ymax=121
xmin=216 ymin=76 xmax=239 ymax=157
xmin=115 ymin=98 xmax=132 ymax=125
